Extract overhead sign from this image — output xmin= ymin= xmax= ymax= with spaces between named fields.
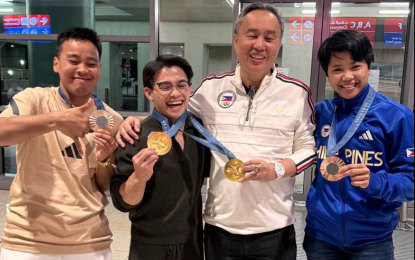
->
xmin=330 ymin=18 xmax=377 ymax=45
xmin=384 ymin=18 xmax=404 ymax=47
xmin=289 ymin=17 xmax=315 ymax=45
xmin=3 ymin=15 xmax=51 ymax=35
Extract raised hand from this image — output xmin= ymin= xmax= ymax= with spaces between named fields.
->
xmin=132 ymin=148 xmax=159 ymax=182
xmin=95 ymin=129 xmax=118 ymax=162
xmin=57 ymin=98 xmax=95 ymax=156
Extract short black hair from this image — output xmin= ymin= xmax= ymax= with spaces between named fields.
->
xmin=143 ymin=55 xmax=194 ymax=88
xmin=318 ymin=30 xmax=374 ymax=76
xmin=234 ymin=2 xmax=285 ymax=39
xmin=56 ymin=27 xmax=102 ymax=60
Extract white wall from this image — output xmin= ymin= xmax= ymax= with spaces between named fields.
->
xmin=160 ymin=22 xmax=233 ymax=86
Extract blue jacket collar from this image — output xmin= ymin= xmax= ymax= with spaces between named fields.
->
xmin=332 ymin=84 xmax=371 ymax=113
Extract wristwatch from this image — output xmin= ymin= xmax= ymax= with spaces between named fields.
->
xmin=271 ymin=161 xmax=285 ymax=180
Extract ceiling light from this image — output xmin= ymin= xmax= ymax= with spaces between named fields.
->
xmin=20 ymin=60 xmax=25 ymax=65
xmin=294 ymin=3 xmax=300 ymax=8
xmin=302 ymin=3 xmax=316 ymax=7
xmin=0 ymin=8 xmax=14 ymax=12
xmin=8 ymin=70 xmax=13 ymax=76
xmin=302 ymin=10 xmax=317 ymax=14
xmin=380 ymin=3 xmax=409 ymax=7
xmin=379 ymin=10 xmax=410 ymax=14
xmin=226 ymin=0 xmax=234 ymax=8
xmin=10 ymin=44 xmax=14 ymax=48
xmin=332 ymin=2 xmax=341 ymax=7
xmin=331 ymin=10 xmax=341 ymax=14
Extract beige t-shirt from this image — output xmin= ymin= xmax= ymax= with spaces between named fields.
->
xmin=0 ymin=87 xmax=123 ymax=254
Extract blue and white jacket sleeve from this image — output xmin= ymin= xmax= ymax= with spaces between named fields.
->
xmin=364 ymin=113 xmax=415 ymax=203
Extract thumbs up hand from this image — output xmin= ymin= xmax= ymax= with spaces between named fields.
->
xmin=56 ymin=98 xmax=95 ymax=157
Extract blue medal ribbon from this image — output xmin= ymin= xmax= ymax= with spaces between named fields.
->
xmin=151 ymin=109 xmax=236 ymax=160
xmin=58 ymin=86 xmax=106 ymax=111
xmin=150 ymin=109 xmax=188 ymax=138
xmin=185 ymin=116 xmax=236 ymax=160
xmin=327 ymin=85 xmax=376 ymax=157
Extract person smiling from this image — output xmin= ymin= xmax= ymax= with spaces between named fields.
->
xmin=116 ymin=3 xmax=317 ymax=260
xmin=304 ymin=30 xmax=414 ymax=260
xmin=110 ymin=55 xmax=210 ymax=260
xmin=0 ymin=28 xmax=123 ymax=259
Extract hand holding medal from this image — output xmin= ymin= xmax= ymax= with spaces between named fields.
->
xmin=147 ymin=132 xmax=172 ymax=156
xmin=322 ymin=87 xmax=376 ymax=182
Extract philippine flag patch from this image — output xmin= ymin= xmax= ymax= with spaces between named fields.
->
xmin=218 ymin=90 xmax=236 ymax=109
xmin=407 ymin=148 xmax=414 ymax=157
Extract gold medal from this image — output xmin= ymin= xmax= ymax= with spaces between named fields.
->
xmin=224 ymin=159 xmax=245 ymax=182
xmin=90 ymin=110 xmax=114 ymax=132
xmin=147 ymin=132 xmax=172 ymax=156
xmin=320 ymin=156 xmax=346 ymax=182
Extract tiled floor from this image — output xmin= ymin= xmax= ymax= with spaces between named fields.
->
xmin=0 ymin=190 xmax=413 ymax=260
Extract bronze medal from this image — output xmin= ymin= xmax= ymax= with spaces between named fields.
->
xmin=224 ymin=159 xmax=245 ymax=182
xmin=90 ymin=110 xmax=114 ymax=132
xmin=147 ymin=132 xmax=172 ymax=156
xmin=320 ymin=156 xmax=346 ymax=182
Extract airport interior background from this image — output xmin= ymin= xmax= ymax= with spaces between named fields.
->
xmin=0 ymin=0 xmax=414 ymax=259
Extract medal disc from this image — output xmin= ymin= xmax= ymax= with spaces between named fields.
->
xmin=147 ymin=132 xmax=172 ymax=156
xmin=90 ymin=110 xmax=114 ymax=132
xmin=224 ymin=159 xmax=245 ymax=182
xmin=320 ymin=156 xmax=346 ymax=182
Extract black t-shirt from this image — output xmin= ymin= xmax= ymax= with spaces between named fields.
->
xmin=111 ymin=116 xmax=211 ymax=245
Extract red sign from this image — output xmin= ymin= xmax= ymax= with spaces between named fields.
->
xmin=289 ymin=17 xmax=315 ymax=45
xmin=330 ymin=18 xmax=377 ymax=45
xmin=3 ymin=15 xmax=50 ymax=28
xmin=124 ymin=62 xmax=131 ymax=70
xmin=384 ymin=18 xmax=404 ymax=33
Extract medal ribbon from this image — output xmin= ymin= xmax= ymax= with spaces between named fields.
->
xmin=184 ymin=116 xmax=236 ymax=160
xmin=327 ymin=85 xmax=376 ymax=157
xmin=150 ymin=109 xmax=188 ymax=138
xmin=58 ymin=86 xmax=106 ymax=111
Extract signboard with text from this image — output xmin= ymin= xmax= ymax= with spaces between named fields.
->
xmin=330 ymin=18 xmax=377 ymax=45
xmin=384 ymin=18 xmax=404 ymax=47
xmin=3 ymin=15 xmax=51 ymax=34
xmin=288 ymin=17 xmax=315 ymax=45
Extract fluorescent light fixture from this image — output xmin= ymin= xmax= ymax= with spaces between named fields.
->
xmin=8 ymin=70 xmax=13 ymax=76
xmin=302 ymin=3 xmax=316 ymax=7
xmin=226 ymin=0 xmax=234 ymax=8
xmin=302 ymin=10 xmax=317 ymax=14
xmin=332 ymin=2 xmax=342 ymax=7
xmin=331 ymin=10 xmax=341 ymax=14
xmin=379 ymin=10 xmax=410 ymax=14
xmin=380 ymin=3 xmax=409 ymax=7
xmin=0 ymin=8 xmax=14 ymax=12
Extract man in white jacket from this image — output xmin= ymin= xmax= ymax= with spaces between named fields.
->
xmin=117 ymin=3 xmax=316 ymax=260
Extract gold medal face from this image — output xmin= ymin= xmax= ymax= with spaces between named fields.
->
xmin=224 ymin=159 xmax=245 ymax=182
xmin=147 ymin=132 xmax=172 ymax=156
xmin=90 ymin=110 xmax=114 ymax=132
xmin=320 ymin=156 xmax=346 ymax=182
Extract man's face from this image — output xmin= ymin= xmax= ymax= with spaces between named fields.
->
xmin=53 ymin=39 xmax=101 ymax=99
xmin=144 ymin=66 xmax=192 ymax=123
xmin=327 ymin=51 xmax=370 ymax=100
xmin=234 ymin=10 xmax=282 ymax=78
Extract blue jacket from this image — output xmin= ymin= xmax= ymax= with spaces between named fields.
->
xmin=305 ymin=85 xmax=414 ymax=248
